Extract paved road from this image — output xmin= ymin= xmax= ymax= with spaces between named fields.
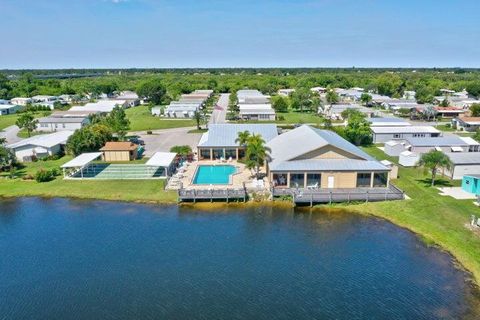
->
xmin=0 ymin=125 xmax=21 ymax=144
xmin=209 ymin=93 xmax=229 ymax=125
xmin=130 ymin=127 xmax=202 ymax=157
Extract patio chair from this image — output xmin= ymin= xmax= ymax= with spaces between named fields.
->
xmin=228 ymin=157 xmax=233 ymax=163
xmin=307 ymin=182 xmax=318 ymax=190
xmin=221 ymin=157 xmax=226 ymax=163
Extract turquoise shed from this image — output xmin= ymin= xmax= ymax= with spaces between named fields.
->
xmin=461 ymin=175 xmax=480 ymax=195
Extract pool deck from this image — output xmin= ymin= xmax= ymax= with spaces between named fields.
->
xmin=171 ymin=160 xmax=269 ymax=192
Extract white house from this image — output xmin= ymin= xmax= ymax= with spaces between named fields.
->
xmin=237 ymin=89 xmax=270 ymax=104
xmin=115 ymin=91 xmax=140 ymax=107
xmin=32 ymin=95 xmax=57 ymax=103
xmin=36 ymin=115 xmax=90 ymax=132
xmin=452 ymin=117 xmax=480 ymax=132
xmin=164 ymin=103 xmax=200 ymax=118
xmin=10 ymin=97 xmax=32 ymax=106
xmin=7 ymin=131 xmax=74 ymax=162
xmin=445 ymin=153 xmax=480 ymax=180
xmin=0 ymin=104 xmax=23 ymax=115
xmin=238 ymin=104 xmax=276 ymax=121
xmin=403 ymin=135 xmax=480 ymax=154
xmin=399 ymin=151 xmax=420 ymax=167
xmin=371 ymin=126 xmax=441 ymax=143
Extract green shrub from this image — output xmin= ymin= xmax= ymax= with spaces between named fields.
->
xmin=34 ymin=169 xmax=58 ymax=183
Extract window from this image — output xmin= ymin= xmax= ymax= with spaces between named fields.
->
xmin=373 ymin=172 xmax=388 ymax=187
xmin=393 ymin=134 xmax=401 ymax=138
xmin=225 ymin=149 xmax=236 ymax=160
xmin=289 ymin=173 xmax=305 ymax=188
xmin=212 ymin=148 xmax=224 ymax=159
xmin=356 ymin=173 xmax=371 ymax=187
xmin=199 ymin=148 xmax=211 ymax=160
xmin=306 ymin=173 xmax=321 ymax=188
xmin=273 ymin=173 xmax=287 ymax=187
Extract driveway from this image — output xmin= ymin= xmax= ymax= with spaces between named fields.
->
xmin=209 ymin=93 xmax=229 ymax=125
xmin=0 ymin=125 xmax=21 ymax=144
xmin=131 ymin=127 xmax=202 ymax=157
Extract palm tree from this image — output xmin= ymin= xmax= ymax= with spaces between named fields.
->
xmin=235 ymin=130 xmax=250 ymax=146
xmin=194 ymin=111 xmax=202 ymax=130
xmin=245 ymin=134 xmax=271 ymax=178
xmin=418 ymin=150 xmax=452 ymax=186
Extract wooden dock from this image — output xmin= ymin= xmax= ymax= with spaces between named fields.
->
xmin=178 ymin=183 xmax=247 ymax=203
xmin=272 ymin=184 xmax=405 ymax=206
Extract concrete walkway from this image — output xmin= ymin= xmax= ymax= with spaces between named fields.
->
xmin=437 ymin=187 xmax=477 ymax=200
xmin=209 ymin=93 xmax=229 ymax=125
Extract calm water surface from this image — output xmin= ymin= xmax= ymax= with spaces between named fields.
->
xmin=0 ymin=198 xmax=478 ymax=319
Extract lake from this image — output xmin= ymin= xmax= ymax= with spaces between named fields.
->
xmin=0 ymin=198 xmax=478 ymax=319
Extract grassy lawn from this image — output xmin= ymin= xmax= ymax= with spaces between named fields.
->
xmin=126 ymin=105 xmax=195 ymax=131
xmin=339 ymin=146 xmax=480 ymax=284
xmin=0 ymin=114 xmax=19 ymax=130
xmin=0 ymin=157 xmax=177 ymax=203
xmin=277 ymin=111 xmax=323 ymax=124
xmin=436 ymin=124 xmax=455 ymax=132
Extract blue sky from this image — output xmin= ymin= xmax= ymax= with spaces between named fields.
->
xmin=1 ymin=0 xmax=479 ymax=68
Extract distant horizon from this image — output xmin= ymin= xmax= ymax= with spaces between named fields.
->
xmin=2 ymin=66 xmax=480 ymax=72
xmin=2 ymin=0 xmax=479 ymax=69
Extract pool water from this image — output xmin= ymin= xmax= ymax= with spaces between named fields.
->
xmin=193 ymin=165 xmax=236 ymax=184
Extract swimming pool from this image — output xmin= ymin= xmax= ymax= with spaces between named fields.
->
xmin=193 ymin=165 xmax=237 ymax=184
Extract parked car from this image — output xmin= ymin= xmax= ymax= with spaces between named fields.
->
xmin=129 ymin=137 xmax=145 ymax=145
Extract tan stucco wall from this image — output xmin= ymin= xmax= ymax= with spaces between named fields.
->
xmin=292 ymin=145 xmax=364 ymax=161
xmin=320 ymin=172 xmax=357 ymax=188
xmin=103 ymin=151 xmax=132 ymax=162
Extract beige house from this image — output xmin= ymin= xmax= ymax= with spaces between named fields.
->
xmin=267 ymin=125 xmax=391 ymax=189
xmin=100 ymin=142 xmax=138 ymax=162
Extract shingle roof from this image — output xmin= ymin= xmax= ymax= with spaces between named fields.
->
xmin=198 ymin=124 xmax=278 ymax=147
xmin=100 ymin=142 xmax=138 ymax=151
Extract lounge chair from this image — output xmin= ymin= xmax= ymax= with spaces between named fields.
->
xmin=221 ymin=157 xmax=226 ymax=163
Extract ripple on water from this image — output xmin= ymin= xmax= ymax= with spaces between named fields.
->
xmin=0 ymin=197 xmax=479 ymax=319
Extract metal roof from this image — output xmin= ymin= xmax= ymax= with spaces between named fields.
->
xmin=198 ymin=124 xmax=278 ymax=147
xmin=269 ymin=159 xmax=388 ymax=172
xmin=405 ymin=135 xmax=471 ymax=147
xmin=145 ymin=152 xmax=177 ymax=167
xmin=8 ymin=131 xmax=74 ymax=149
xmin=267 ymin=125 xmax=375 ymax=166
xmin=371 ymin=126 xmax=440 ymax=134
xmin=61 ymin=152 xmax=102 ymax=168
xmin=447 ymin=152 xmax=480 ymax=165
xmin=38 ymin=116 xmax=87 ymax=124
xmin=369 ymin=117 xmax=411 ymax=125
